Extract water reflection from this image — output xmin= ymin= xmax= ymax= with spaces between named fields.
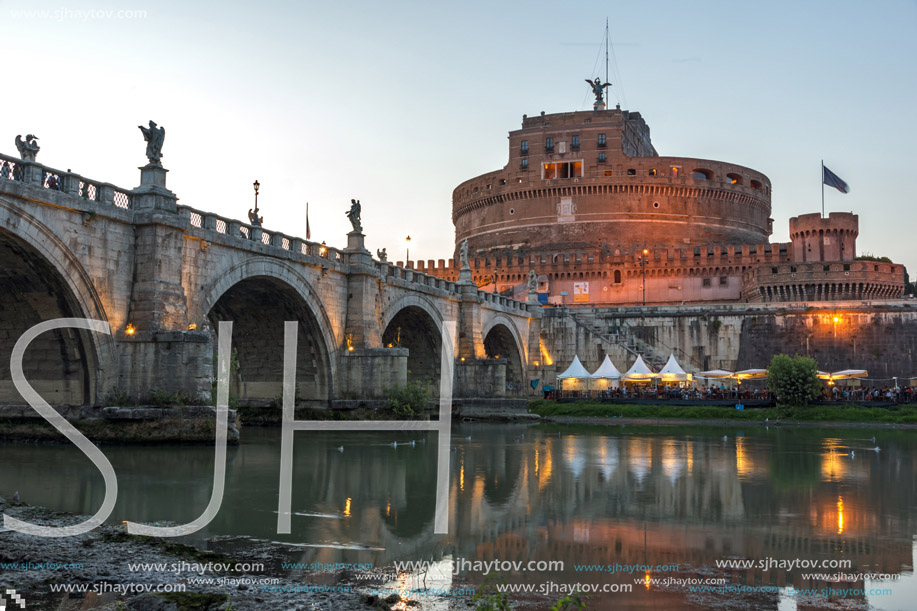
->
xmin=0 ymin=424 xmax=915 ymax=609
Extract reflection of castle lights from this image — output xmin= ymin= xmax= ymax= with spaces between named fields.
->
xmin=735 ymin=436 xmax=757 ymax=480
xmin=644 ymin=572 xmax=651 ymax=589
xmin=837 ymin=497 xmax=844 ymax=534
xmin=820 ymin=439 xmax=849 ymax=481
xmin=460 ymin=461 xmax=465 ymax=492
xmin=385 ymin=501 xmax=391 ymax=517
xmin=344 ymin=497 xmax=351 ymax=517
xmin=537 ymin=445 xmax=553 ymax=491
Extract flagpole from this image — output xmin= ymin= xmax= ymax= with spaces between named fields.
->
xmin=821 ymin=160 xmax=825 ymax=218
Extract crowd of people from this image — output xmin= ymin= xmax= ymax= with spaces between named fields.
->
xmin=557 ymin=383 xmax=916 ymax=404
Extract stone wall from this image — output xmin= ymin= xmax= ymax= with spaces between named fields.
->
xmin=539 ymin=302 xmax=917 ymax=383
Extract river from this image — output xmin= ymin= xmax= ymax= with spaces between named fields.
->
xmin=1 ymin=422 xmax=914 ymax=609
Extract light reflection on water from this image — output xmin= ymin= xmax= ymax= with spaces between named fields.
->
xmin=0 ymin=423 xmax=915 ymax=609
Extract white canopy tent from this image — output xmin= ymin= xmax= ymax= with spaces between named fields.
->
xmin=623 ymin=355 xmax=656 ymax=383
xmin=590 ymin=355 xmax=622 ymax=380
xmin=699 ymin=369 xmax=735 ymax=379
xmin=658 ymin=354 xmax=688 ymax=382
xmin=590 ymin=355 xmax=622 ymax=390
xmin=817 ymin=369 xmax=868 ymax=381
xmin=735 ymin=369 xmax=768 ymax=380
xmin=557 ymin=355 xmax=592 ymax=390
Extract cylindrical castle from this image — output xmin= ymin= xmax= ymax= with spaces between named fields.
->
xmin=452 ymin=108 xmax=773 ymax=259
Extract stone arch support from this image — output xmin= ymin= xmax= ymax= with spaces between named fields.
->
xmin=0 ymin=197 xmax=116 ymax=403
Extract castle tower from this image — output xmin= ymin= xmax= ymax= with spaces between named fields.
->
xmin=789 ymin=212 xmax=858 ymax=263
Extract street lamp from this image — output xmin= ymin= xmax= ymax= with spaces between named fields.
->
xmin=248 ymin=180 xmax=263 ymax=227
xmin=638 ymin=248 xmax=649 ymax=306
xmin=405 ymin=235 xmax=411 ymax=268
xmin=494 ymin=268 xmax=498 ymax=294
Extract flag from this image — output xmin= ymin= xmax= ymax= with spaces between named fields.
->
xmin=823 ymin=165 xmax=850 ymax=194
xmin=306 ymin=202 xmax=311 ymax=239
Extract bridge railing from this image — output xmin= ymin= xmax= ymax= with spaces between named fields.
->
xmin=0 ymin=152 xmax=133 ymax=210
xmin=177 ymin=205 xmax=346 ymax=263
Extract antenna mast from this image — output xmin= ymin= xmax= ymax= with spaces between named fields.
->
xmin=605 ymin=18 xmax=609 ymax=98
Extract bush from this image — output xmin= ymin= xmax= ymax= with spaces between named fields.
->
xmin=767 ymin=354 xmax=821 ymax=410
xmin=386 ymin=380 xmax=430 ymax=418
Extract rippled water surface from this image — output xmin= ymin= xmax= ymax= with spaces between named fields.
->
xmin=2 ymin=423 xmax=915 ymax=609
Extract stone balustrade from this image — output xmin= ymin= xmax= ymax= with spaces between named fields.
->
xmin=0 ymin=150 xmax=534 ymax=315
xmin=0 ymin=152 xmax=132 ymax=210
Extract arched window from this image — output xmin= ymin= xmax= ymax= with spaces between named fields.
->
xmin=692 ymin=168 xmax=713 ymax=180
xmin=613 ymin=270 xmax=622 ymax=284
xmin=726 ymin=173 xmax=743 ymax=185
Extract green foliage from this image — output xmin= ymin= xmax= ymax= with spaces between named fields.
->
xmin=855 ymin=254 xmax=893 ymax=263
xmin=529 ymin=400 xmax=773 ymax=421
xmin=767 ymin=354 xmax=821 ymax=410
xmin=386 ymin=380 xmax=431 ymax=418
xmin=552 ymin=592 xmax=588 ymax=610
xmin=147 ymin=389 xmax=192 ymax=407
xmin=473 ymin=574 xmax=512 ymax=611
xmin=103 ymin=388 xmax=134 ymax=407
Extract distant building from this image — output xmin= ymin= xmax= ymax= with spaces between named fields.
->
xmin=418 ymin=105 xmax=903 ymax=304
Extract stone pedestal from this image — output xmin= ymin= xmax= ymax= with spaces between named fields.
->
xmin=458 ymin=267 xmax=474 ymax=284
xmin=133 ymin=164 xmax=177 ymax=212
xmin=528 ymin=290 xmax=540 ymax=304
xmin=338 ymin=347 xmax=408 ymax=399
xmin=346 ymin=231 xmax=369 ymax=253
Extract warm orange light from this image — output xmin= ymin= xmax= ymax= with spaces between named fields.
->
xmin=643 ymin=249 xmax=649 ymax=255
xmin=837 ymin=497 xmax=844 ymax=534
xmin=125 ymin=323 xmax=135 ymax=336
xmin=534 ymin=361 xmax=540 ymax=367
xmin=344 ymin=497 xmax=352 ymax=518
xmin=644 ymin=572 xmax=651 ymax=589
xmin=460 ymin=357 xmax=466 ymax=362
xmin=833 ymin=317 xmax=840 ymax=323
xmin=188 ymin=323 xmax=197 ymax=330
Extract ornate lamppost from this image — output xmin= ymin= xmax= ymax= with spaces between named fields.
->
xmin=405 ymin=235 xmax=411 ymax=267
xmin=248 ymin=180 xmax=263 ymax=227
xmin=638 ymin=248 xmax=649 ymax=306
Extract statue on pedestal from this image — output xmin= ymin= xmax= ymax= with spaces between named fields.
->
xmin=377 ymin=248 xmax=387 ymax=262
xmin=346 ymin=199 xmax=362 ymax=233
xmin=138 ymin=120 xmax=166 ymax=164
xmin=14 ymin=134 xmax=40 ymax=161
xmin=527 ymin=269 xmax=538 ymax=292
xmin=459 ymin=239 xmax=470 ymax=269
xmin=585 ymin=77 xmax=612 ymax=107
xmin=248 ymin=208 xmax=263 ymax=227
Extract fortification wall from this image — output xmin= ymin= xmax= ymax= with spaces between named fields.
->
xmin=536 ymin=303 xmax=917 ymax=383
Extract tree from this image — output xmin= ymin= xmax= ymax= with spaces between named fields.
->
xmin=767 ymin=354 xmax=821 ymax=408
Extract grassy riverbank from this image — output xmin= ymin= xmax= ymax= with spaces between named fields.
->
xmin=529 ymin=400 xmax=917 ymax=425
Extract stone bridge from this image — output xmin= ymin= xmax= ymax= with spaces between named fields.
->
xmin=0 ymin=151 xmax=541 ymax=408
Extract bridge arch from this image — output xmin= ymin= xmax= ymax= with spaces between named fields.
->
xmin=381 ymin=295 xmax=446 ymax=395
xmin=481 ymin=314 xmax=526 ymax=390
xmin=197 ymin=258 xmax=337 ymax=406
xmin=0 ymin=198 xmax=115 ymax=406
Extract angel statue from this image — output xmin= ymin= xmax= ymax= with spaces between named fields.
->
xmin=377 ymin=248 xmax=388 ymax=262
xmin=459 ymin=239 xmax=470 ymax=269
xmin=346 ymin=199 xmax=362 ymax=233
xmin=138 ymin=120 xmax=166 ymax=164
xmin=528 ymin=269 xmax=538 ymax=292
xmin=14 ymin=134 xmax=40 ymax=161
xmin=585 ymin=77 xmax=612 ymax=105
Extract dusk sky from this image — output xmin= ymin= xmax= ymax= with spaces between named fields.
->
xmin=2 ymin=0 xmax=914 ymax=274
